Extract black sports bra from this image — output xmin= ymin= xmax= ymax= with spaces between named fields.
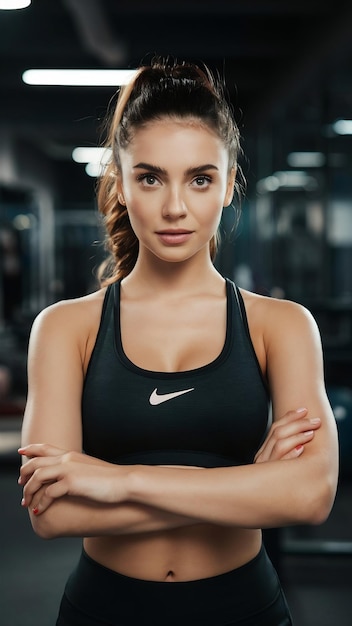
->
xmin=82 ymin=278 xmax=270 ymax=468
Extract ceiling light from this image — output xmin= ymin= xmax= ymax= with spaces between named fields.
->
xmin=85 ymin=162 xmax=107 ymax=178
xmin=72 ymin=147 xmax=112 ymax=178
xmin=22 ymin=69 xmax=137 ymax=86
xmin=72 ymin=147 xmax=111 ymax=164
xmin=287 ymin=152 xmax=325 ymax=168
xmin=0 ymin=0 xmax=31 ymax=8
xmin=257 ymin=171 xmax=317 ymax=193
xmin=332 ymin=119 xmax=352 ymax=135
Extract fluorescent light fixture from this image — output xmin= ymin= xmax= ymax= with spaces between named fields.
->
xmin=72 ymin=147 xmax=112 ymax=178
xmin=72 ymin=147 xmax=111 ymax=164
xmin=332 ymin=119 xmax=352 ymax=135
xmin=287 ymin=152 xmax=325 ymax=168
xmin=22 ymin=69 xmax=137 ymax=86
xmin=257 ymin=171 xmax=317 ymax=193
xmin=0 ymin=0 xmax=31 ymax=8
xmin=85 ymin=162 xmax=107 ymax=178
xmin=257 ymin=175 xmax=280 ymax=193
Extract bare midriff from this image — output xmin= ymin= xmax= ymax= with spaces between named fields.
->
xmin=84 ymin=526 xmax=262 ymax=582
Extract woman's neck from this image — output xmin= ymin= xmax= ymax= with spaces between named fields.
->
xmin=122 ymin=251 xmax=224 ymax=297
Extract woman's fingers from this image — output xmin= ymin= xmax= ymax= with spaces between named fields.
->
xmin=18 ymin=444 xmax=127 ymax=514
xmin=20 ymin=456 xmax=127 ymax=513
xmin=18 ymin=443 xmax=66 ymax=459
xmin=30 ymin=481 xmax=70 ymax=515
xmin=21 ymin=464 xmax=65 ymax=506
xmin=25 ymin=483 xmax=54 ymax=515
xmin=18 ymin=447 xmax=97 ymax=487
xmin=18 ymin=454 xmax=65 ymax=486
xmin=256 ymin=429 xmax=315 ymax=463
xmin=281 ymin=444 xmax=305 ymax=460
xmin=254 ymin=408 xmax=308 ymax=459
xmin=254 ymin=408 xmax=321 ymax=463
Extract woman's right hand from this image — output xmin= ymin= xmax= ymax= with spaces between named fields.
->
xmin=254 ymin=408 xmax=321 ymax=464
xmin=18 ymin=444 xmax=130 ymax=514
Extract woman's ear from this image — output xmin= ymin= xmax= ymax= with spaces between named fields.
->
xmin=223 ymin=166 xmax=237 ymax=207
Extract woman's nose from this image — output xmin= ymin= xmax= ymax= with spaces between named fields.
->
xmin=162 ymin=188 xmax=187 ymax=218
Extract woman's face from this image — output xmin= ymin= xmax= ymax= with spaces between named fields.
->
xmin=117 ymin=117 xmax=235 ymax=265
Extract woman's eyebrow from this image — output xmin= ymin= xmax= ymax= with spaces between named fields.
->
xmin=185 ymin=164 xmax=219 ymax=175
xmin=133 ymin=162 xmax=166 ymax=174
xmin=133 ymin=163 xmax=219 ymax=175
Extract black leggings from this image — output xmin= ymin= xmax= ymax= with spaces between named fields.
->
xmin=56 ymin=545 xmax=293 ymax=625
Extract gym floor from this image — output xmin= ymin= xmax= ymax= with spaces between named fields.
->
xmin=1 ymin=419 xmax=351 ymax=626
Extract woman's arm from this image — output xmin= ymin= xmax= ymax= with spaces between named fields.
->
xmin=20 ymin=297 xmax=337 ymax=533
xmin=23 ymin=491 xmax=200 ymax=540
xmin=20 ymin=298 xmax=200 ymax=538
xmin=120 ymin=299 xmax=339 ymax=528
xmin=19 ymin=405 xmax=320 ymax=538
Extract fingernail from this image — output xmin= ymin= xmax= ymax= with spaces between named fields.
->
xmin=304 ymin=430 xmax=314 ymax=436
xmin=296 ymin=408 xmax=307 ymax=413
xmin=21 ymin=498 xmax=26 ymax=507
xmin=32 ymin=507 xmax=39 ymax=515
xmin=310 ymin=418 xmax=321 ymax=424
xmin=295 ymin=445 xmax=304 ymax=451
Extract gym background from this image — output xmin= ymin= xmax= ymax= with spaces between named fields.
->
xmin=0 ymin=2 xmax=351 ymax=625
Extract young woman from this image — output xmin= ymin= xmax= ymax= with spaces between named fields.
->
xmin=18 ymin=58 xmax=339 ymax=625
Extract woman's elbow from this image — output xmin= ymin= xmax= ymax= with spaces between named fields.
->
xmin=299 ymin=476 xmax=337 ymax=526
xmin=29 ymin=511 xmax=63 ymax=540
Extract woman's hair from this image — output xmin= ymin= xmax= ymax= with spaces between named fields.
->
xmin=96 ymin=56 xmax=244 ymax=285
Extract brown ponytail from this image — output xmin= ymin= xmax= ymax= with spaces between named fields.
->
xmin=96 ymin=69 xmax=143 ymax=285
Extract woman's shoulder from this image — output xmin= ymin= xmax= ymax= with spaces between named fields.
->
xmin=239 ymin=287 xmax=308 ymax=312
xmin=239 ymin=287 xmax=319 ymax=340
xmin=31 ymin=288 xmax=108 ymax=339
xmin=27 ymin=288 xmax=109 ymax=372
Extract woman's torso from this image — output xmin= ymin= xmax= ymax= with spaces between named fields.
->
xmin=80 ymin=277 xmax=270 ymax=581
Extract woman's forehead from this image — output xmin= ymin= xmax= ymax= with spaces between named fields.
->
xmin=124 ymin=117 xmax=222 ymax=151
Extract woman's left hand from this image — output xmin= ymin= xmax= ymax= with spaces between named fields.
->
xmin=18 ymin=443 xmax=129 ymax=515
xmin=254 ymin=408 xmax=321 ymax=464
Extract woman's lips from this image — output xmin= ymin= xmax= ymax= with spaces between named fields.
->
xmin=155 ymin=230 xmax=194 ymax=245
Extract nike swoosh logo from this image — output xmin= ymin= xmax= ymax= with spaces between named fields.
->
xmin=149 ymin=387 xmax=195 ymax=406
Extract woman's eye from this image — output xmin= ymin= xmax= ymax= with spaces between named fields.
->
xmin=138 ymin=174 xmax=158 ymax=186
xmin=193 ymin=176 xmax=211 ymax=187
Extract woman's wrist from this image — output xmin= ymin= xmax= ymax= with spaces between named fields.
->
xmin=125 ymin=465 xmax=145 ymax=504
